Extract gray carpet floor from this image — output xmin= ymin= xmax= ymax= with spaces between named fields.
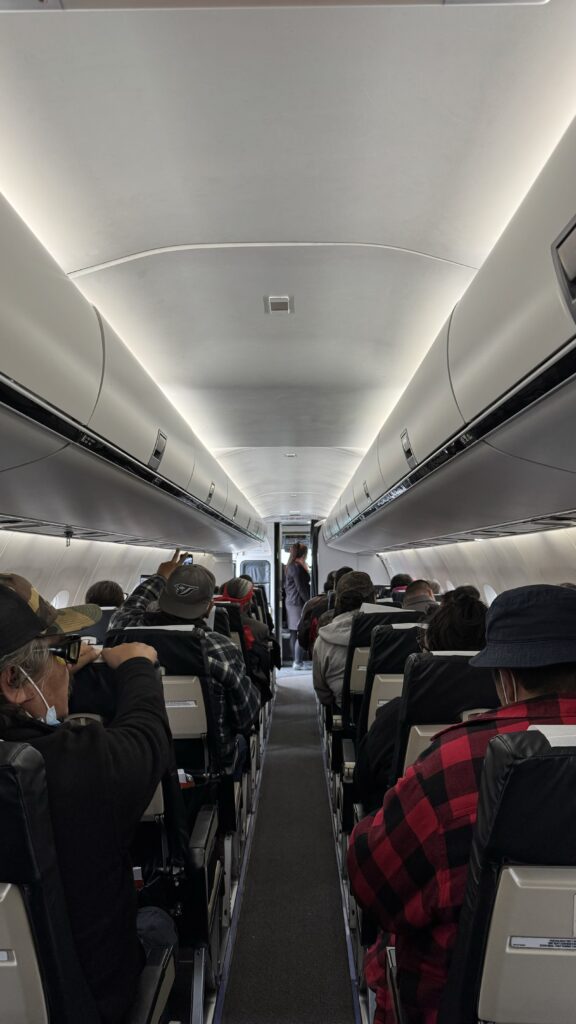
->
xmin=221 ymin=669 xmax=356 ymax=1024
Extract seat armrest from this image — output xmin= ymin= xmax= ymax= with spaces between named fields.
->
xmin=342 ymin=738 xmax=356 ymax=780
xmin=189 ymin=804 xmax=219 ymax=870
xmin=126 ymin=946 xmax=175 ymax=1024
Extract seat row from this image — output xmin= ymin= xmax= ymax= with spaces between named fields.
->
xmin=318 ymin=606 xmax=576 ymax=1024
xmin=0 ymin=598 xmax=276 ymax=1024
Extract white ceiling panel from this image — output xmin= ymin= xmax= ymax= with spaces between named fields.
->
xmin=1 ymin=2 xmax=576 ymax=526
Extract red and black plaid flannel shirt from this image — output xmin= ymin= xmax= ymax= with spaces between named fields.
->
xmin=347 ymin=695 xmax=576 ymax=1024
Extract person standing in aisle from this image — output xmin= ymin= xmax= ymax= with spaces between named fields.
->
xmin=285 ymin=543 xmax=310 ymax=670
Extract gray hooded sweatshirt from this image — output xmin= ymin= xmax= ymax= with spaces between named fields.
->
xmin=313 ymin=610 xmax=357 ymax=706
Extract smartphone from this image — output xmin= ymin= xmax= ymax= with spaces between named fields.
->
xmin=182 ymin=555 xmax=194 ymax=566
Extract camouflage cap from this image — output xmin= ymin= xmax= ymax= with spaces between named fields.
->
xmin=220 ymin=577 xmax=254 ymax=605
xmin=0 ymin=572 xmax=101 ymax=659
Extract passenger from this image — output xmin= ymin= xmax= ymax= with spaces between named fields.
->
xmin=297 ymin=571 xmax=335 ymax=656
xmin=348 ymin=584 xmax=576 ymax=1024
xmin=217 ymin=576 xmax=270 ymax=645
xmin=315 ymin=565 xmax=355 ymax=634
xmin=560 ymin=581 xmax=576 ymax=589
xmin=238 ymin=572 xmax=254 ymax=582
xmin=313 ymin=571 xmax=375 ymax=709
xmin=354 ymin=591 xmax=487 ymax=811
xmin=284 ymin=542 xmax=311 ymax=670
xmin=109 ymin=550 xmax=261 ymax=771
xmin=85 ymin=579 xmax=125 ymax=608
xmin=427 ymin=579 xmax=442 ymax=597
xmin=389 ymin=572 xmax=413 ymax=606
xmin=402 ymin=578 xmax=438 ymax=618
xmin=443 ymin=583 xmax=481 ymax=602
xmin=0 ymin=573 xmax=176 ymax=1024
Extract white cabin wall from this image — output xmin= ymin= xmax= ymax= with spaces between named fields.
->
xmin=317 ymin=531 xmax=387 ymax=593
xmin=379 ymin=527 xmax=576 ymax=603
xmin=0 ymin=531 xmax=228 ymax=605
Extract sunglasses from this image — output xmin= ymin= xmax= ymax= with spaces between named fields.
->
xmin=45 ymin=635 xmax=82 ymax=666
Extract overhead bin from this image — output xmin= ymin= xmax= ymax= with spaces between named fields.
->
xmin=0 ymin=194 xmax=103 ymax=424
xmin=187 ymin=437 xmax=229 ymax=516
xmin=0 ymin=193 xmax=261 ymax=546
xmin=225 ymin=479 xmax=254 ymax=533
xmin=87 ymin=320 xmax=194 ymax=491
xmin=448 ymin=118 xmax=576 ymax=424
xmin=324 ymin=116 xmax=576 ymax=552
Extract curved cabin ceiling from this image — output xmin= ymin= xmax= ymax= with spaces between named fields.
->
xmin=0 ymin=2 xmax=576 ymax=526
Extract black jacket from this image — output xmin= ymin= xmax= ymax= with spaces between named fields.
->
xmin=284 ymin=563 xmax=310 ymax=632
xmin=0 ymin=658 xmax=172 ymax=1023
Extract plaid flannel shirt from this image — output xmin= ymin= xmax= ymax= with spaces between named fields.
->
xmin=109 ymin=575 xmax=261 ymax=765
xmin=347 ymin=695 xmax=576 ymax=1024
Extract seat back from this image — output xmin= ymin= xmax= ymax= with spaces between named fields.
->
xmin=355 ymin=624 xmax=424 ymax=742
xmin=389 ymin=652 xmax=498 ymax=784
xmin=439 ymin=729 xmax=576 ymax=1024
xmin=81 ymin=606 xmax=115 ymax=644
xmin=0 ymin=742 xmax=101 ymax=1024
xmin=367 ymin=673 xmax=404 ymax=731
xmin=107 ymin=625 xmax=222 ymax=770
xmin=341 ymin=612 xmax=424 ymax=731
xmin=213 ymin=605 xmax=231 ymax=637
xmin=214 ymin=601 xmax=248 ymax=661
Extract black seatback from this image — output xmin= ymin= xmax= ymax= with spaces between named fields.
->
xmin=438 ymin=730 xmax=576 ymax=1023
xmin=106 ymin=626 xmax=222 ymax=770
xmin=214 ymin=602 xmax=248 ymax=663
xmin=0 ymin=742 xmax=101 ymax=1024
xmin=389 ymin=653 xmax=499 ymax=784
xmin=341 ymin=611 xmax=424 ymax=729
xmin=213 ymin=605 xmax=231 ymax=637
xmin=355 ymin=624 xmax=422 ymax=742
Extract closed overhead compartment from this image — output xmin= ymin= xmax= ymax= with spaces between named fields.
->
xmin=0 ymin=407 xmax=67 ymax=473
xmin=449 ymin=118 xmax=576 ymax=424
xmin=352 ymin=443 xmax=386 ymax=516
xmin=87 ymin=320 xmax=194 ymax=490
xmin=487 ymin=375 xmax=576 ymax=474
xmin=225 ymin=479 xmax=253 ymax=532
xmin=338 ymin=477 xmax=360 ymax=528
xmin=0 ymin=194 xmax=103 ymax=424
xmin=188 ymin=437 xmax=228 ymax=516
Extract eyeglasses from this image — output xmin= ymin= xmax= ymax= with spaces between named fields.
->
xmin=45 ymin=635 xmax=82 ymax=666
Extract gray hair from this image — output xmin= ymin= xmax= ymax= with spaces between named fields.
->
xmin=0 ymin=638 xmax=52 ymax=701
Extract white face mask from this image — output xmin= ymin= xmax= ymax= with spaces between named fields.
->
xmin=499 ymin=670 xmax=518 ymax=707
xmin=18 ymin=667 xmax=60 ymax=727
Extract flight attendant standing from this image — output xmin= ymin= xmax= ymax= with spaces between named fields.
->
xmin=285 ymin=543 xmax=310 ymax=670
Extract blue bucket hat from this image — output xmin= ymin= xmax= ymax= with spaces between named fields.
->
xmin=471 ymin=585 xmax=576 ymax=669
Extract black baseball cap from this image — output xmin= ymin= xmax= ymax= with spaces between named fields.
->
xmin=158 ymin=565 xmax=216 ymax=619
xmin=471 ymin=585 xmax=576 ymax=669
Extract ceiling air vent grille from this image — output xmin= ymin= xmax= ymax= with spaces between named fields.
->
xmin=264 ymin=295 xmax=294 ymax=314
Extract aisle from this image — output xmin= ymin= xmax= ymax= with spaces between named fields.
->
xmin=221 ymin=668 xmax=356 ymax=1024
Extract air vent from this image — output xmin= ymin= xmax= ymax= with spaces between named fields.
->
xmin=264 ymin=295 xmax=294 ymax=314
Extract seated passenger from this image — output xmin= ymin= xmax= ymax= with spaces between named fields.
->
xmin=314 ymin=566 xmax=355 ymax=635
xmin=442 ymin=583 xmax=481 ymax=603
xmin=217 ymin=576 xmax=270 ymax=646
xmin=0 ymin=573 xmax=175 ymax=1024
xmin=85 ymin=579 xmax=125 ymax=608
xmin=354 ymin=590 xmax=487 ymax=811
xmin=313 ymin=571 xmax=375 ymax=708
xmin=427 ymin=579 xmax=442 ymax=597
xmin=109 ymin=551 xmax=261 ymax=769
xmin=402 ymin=578 xmax=438 ymax=618
xmin=298 ymin=566 xmax=354 ymax=655
xmin=389 ymin=572 xmax=413 ymax=605
xmin=348 ymin=584 xmax=576 ymax=1024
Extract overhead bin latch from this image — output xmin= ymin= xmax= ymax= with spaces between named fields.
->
xmin=148 ymin=430 xmax=167 ymax=471
xmin=400 ymin=429 xmax=417 ymax=470
xmin=553 ymin=217 xmax=576 ymax=322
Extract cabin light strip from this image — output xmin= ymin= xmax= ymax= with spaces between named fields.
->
xmin=331 ymin=329 xmax=576 ymax=544
xmin=0 ymin=374 xmax=261 ymax=544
